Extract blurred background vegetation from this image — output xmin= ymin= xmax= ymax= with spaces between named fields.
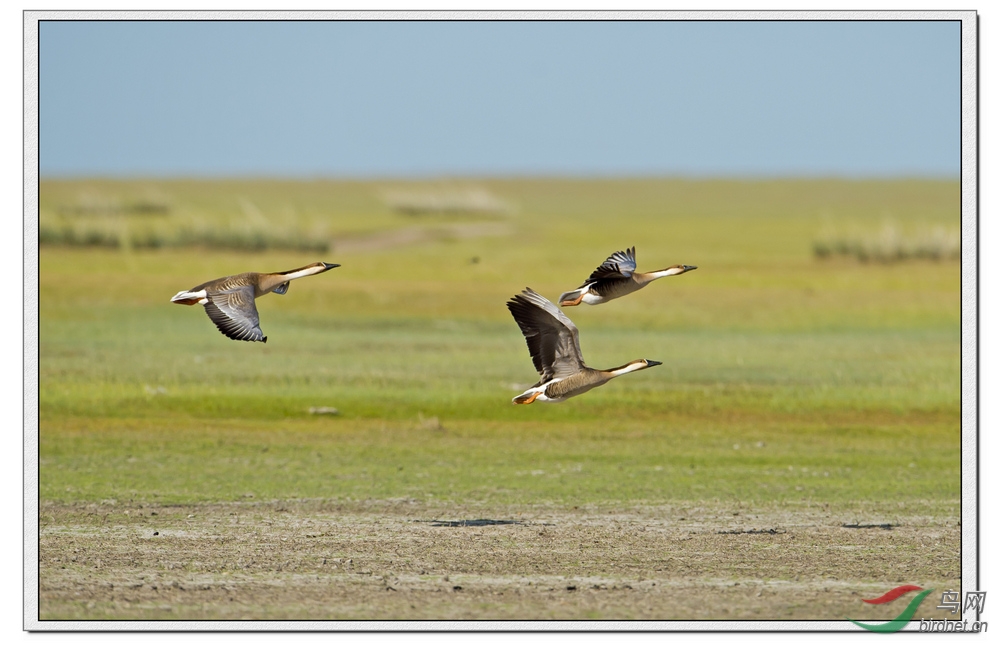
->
xmin=38 ymin=177 xmax=961 ymax=506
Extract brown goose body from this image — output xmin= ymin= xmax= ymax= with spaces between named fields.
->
xmin=558 ymin=246 xmax=696 ymax=307
xmin=506 ymin=288 xmax=661 ymax=404
xmin=530 ymin=364 xmax=642 ymax=402
xmin=188 ymin=271 xmax=288 ymax=298
xmin=171 ymin=262 xmax=340 ymax=342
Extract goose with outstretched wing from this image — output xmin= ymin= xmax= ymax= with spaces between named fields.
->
xmin=558 ymin=246 xmax=696 ymax=307
xmin=506 ymin=287 xmax=661 ymax=404
xmin=171 ymin=262 xmax=340 ymax=342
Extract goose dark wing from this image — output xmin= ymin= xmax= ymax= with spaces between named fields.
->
xmin=506 ymin=288 xmax=585 ymax=380
xmin=584 ymin=246 xmax=637 ymax=282
xmin=203 ymin=285 xmax=267 ymax=342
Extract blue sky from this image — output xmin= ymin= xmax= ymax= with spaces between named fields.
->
xmin=38 ymin=19 xmax=960 ymax=178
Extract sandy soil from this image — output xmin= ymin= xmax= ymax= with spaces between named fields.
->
xmin=37 ymin=498 xmax=961 ymax=624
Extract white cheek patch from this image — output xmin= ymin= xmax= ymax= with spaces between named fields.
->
xmin=649 ymin=267 xmax=688 ymax=279
xmin=284 ymin=265 xmax=325 ymax=280
xmin=610 ymin=361 xmax=647 ymax=377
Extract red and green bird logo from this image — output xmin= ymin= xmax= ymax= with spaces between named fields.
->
xmin=850 ymin=585 xmax=934 ymax=632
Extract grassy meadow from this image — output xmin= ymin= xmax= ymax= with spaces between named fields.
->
xmin=38 ymin=178 xmax=961 ymax=509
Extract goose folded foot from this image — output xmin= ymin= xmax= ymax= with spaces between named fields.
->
xmin=557 ymin=289 xmax=586 ymax=307
xmin=512 ymin=391 xmax=541 ymax=405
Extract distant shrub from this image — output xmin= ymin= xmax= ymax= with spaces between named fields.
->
xmin=39 ymin=187 xmax=334 ymax=253
xmin=39 ymin=225 xmax=329 ymax=252
xmin=57 ymin=201 xmax=170 ymax=216
xmin=813 ymin=223 xmax=960 ymax=264
xmin=39 ymin=214 xmax=330 ymax=253
xmin=380 ymin=186 xmax=511 ymax=216
xmin=39 ymin=224 xmax=120 ymax=248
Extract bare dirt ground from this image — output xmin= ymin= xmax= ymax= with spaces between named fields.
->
xmin=37 ymin=499 xmax=960 ymax=624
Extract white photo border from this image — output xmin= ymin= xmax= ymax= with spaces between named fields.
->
xmin=23 ymin=9 xmax=978 ymax=632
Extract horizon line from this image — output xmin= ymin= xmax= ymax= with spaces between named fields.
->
xmin=38 ymin=172 xmax=962 ymax=183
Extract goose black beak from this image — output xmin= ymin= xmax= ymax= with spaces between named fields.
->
xmin=322 ymin=263 xmax=341 ymax=271
xmin=683 ymin=265 xmax=697 ymax=272
xmin=645 ymin=360 xmax=662 ymax=367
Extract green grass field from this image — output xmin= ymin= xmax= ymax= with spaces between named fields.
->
xmin=37 ymin=178 xmax=962 ymax=620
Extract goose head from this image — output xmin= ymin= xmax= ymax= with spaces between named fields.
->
xmin=276 ymin=262 xmax=341 ymax=280
xmin=664 ymin=264 xmax=696 ymax=276
xmin=608 ymin=359 xmax=662 ymax=377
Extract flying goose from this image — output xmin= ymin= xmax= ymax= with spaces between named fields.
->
xmin=170 ymin=262 xmax=340 ymax=342
xmin=558 ymin=246 xmax=696 ymax=307
xmin=506 ymin=287 xmax=661 ymax=404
